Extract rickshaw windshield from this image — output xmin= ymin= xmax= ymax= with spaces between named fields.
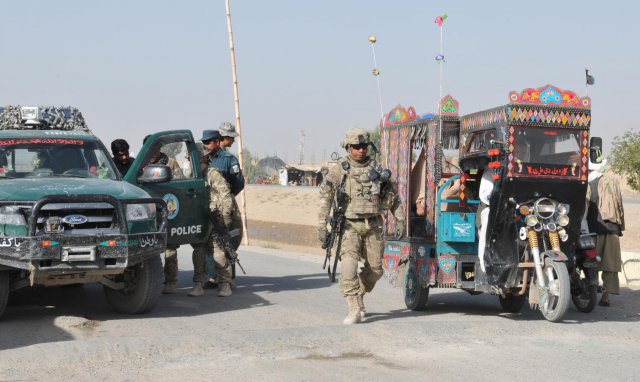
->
xmin=513 ymin=127 xmax=582 ymax=166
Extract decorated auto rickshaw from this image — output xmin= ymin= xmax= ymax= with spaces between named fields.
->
xmin=381 ymin=86 xmax=599 ymax=322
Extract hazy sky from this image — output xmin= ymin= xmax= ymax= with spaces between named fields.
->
xmin=1 ymin=1 xmax=637 ymax=162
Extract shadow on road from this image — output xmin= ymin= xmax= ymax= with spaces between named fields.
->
xmin=364 ymin=287 xmax=640 ymax=324
xmin=0 ymin=271 xmax=332 ymax=351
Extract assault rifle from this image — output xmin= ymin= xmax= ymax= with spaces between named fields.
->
xmin=322 ymin=174 xmax=348 ymax=282
xmin=210 ymin=213 xmax=246 ymax=278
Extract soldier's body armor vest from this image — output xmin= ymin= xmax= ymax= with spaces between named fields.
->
xmin=339 ymin=158 xmax=385 ymax=218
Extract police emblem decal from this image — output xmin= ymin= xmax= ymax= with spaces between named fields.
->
xmin=163 ymin=193 xmax=180 ymax=220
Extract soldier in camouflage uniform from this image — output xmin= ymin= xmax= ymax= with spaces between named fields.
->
xmin=318 ymin=127 xmax=405 ymax=324
xmin=189 ymin=166 xmax=236 ymax=297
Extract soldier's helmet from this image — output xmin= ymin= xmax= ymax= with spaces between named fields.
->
xmin=341 ymin=127 xmax=370 ymax=149
xmin=219 ymin=121 xmax=238 ymax=137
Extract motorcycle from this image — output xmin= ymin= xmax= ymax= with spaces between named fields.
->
xmin=570 ymin=232 xmax=600 ymax=312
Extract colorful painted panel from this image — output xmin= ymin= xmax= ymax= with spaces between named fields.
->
xmin=507 ymin=106 xmax=591 ymax=128
xmin=508 ymin=84 xmax=591 ymax=109
xmin=380 ymin=125 xmax=410 ymax=236
xmin=383 ymin=241 xmax=410 ymax=287
xmin=417 ymin=258 xmax=438 ymax=286
xmin=440 ymin=95 xmax=459 ymax=117
xmin=384 ymin=105 xmax=417 ymax=126
xmin=437 ymin=254 xmax=457 ymax=287
xmin=425 ymin=119 xmax=438 ymax=238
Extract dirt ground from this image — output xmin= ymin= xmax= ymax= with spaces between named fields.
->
xmin=243 ymin=183 xmax=640 ymax=251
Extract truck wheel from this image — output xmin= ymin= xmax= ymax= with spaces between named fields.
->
xmin=0 ymin=272 xmax=9 ymax=318
xmin=104 ymin=255 xmax=163 ymax=314
xmin=404 ymin=263 xmax=429 ymax=311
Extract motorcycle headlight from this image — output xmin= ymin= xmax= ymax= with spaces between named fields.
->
xmin=557 ymin=214 xmax=570 ymax=227
xmin=558 ymin=228 xmax=568 ymax=242
xmin=525 ymin=214 xmax=538 ymax=227
xmin=535 ymin=198 xmax=556 ymax=219
xmin=126 ymin=203 xmax=156 ymax=221
xmin=557 ymin=204 xmax=569 ymax=215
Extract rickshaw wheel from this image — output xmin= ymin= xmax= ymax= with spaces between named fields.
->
xmin=498 ymin=294 xmax=526 ymax=313
xmin=404 ymin=264 xmax=429 ymax=311
xmin=540 ymin=258 xmax=570 ymax=322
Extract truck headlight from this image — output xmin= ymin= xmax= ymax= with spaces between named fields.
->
xmin=126 ymin=203 xmax=156 ymax=221
xmin=0 ymin=206 xmax=27 ymax=225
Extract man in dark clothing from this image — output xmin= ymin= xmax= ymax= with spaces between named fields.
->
xmin=111 ymin=139 xmax=135 ymax=177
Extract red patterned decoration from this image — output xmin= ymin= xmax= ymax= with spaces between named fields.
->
xmin=508 ymin=84 xmax=591 ymax=109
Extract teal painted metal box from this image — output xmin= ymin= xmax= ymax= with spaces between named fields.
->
xmin=439 ymin=212 xmax=476 ymax=243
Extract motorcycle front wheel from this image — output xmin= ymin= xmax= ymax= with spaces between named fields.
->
xmin=540 ymin=258 xmax=571 ymax=322
xmin=571 ymin=270 xmax=597 ymax=313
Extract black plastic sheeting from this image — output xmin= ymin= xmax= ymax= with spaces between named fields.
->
xmin=482 ymin=173 xmax=587 ymax=286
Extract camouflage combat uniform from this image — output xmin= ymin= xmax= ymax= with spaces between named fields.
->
xmin=193 ymin=167 xmax=235 ymax=289
xmin=318 ymin=128 xmax=404 ymax=324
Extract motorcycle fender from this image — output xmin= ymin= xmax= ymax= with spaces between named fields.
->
xmin=541 ymin=250 xmax=568 ymax=262
xmin=585 ymin=268 xmax=599 ymax=286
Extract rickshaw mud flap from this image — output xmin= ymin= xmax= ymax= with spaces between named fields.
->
xmin=382 ymin=240 xmax=412 ymax=288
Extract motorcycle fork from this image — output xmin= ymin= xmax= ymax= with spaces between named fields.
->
xmin=528 ymin=229 xmax=546 ymax=288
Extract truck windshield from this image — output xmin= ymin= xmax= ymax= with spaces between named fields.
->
xmin=513 ymin=127 xmax=582 ymax=166
xmin=0 ymin=138 xmax=118 ymax=179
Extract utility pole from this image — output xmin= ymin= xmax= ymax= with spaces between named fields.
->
xmin=298 ymin=130 xmax=305 ymax=165
xmin=225 ymin=0 xmax=248 ymax=245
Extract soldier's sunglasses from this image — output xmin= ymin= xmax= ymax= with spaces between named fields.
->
xmin=350 ymin=143 xmax=368 ymax=150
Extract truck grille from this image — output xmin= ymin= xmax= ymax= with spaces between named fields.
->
xmin=35 ymin=202 xmax=118 ymax=235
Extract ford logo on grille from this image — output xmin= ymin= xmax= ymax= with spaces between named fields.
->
xmin=62 ymin=215 xmax=88 ymax=225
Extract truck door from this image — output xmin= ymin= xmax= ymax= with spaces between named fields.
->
xmin=125 ymin=131 xmax=209 ymax=246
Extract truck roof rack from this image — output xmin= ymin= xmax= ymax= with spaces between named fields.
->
xmin=0 ymin=105 xmax=90 ymax=132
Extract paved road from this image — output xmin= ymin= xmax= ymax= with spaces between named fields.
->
xmin=1 ymin=246 xmax=639 ymax=381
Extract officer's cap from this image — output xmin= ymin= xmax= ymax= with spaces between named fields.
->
xmin=201 ymin=130 xmax=221 ymax=142
xmin=219 ymin=121 xmax=239 ymax=137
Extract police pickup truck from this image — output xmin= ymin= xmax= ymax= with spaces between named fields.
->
xmin=0 ymin=106 xmax=186 ymax=318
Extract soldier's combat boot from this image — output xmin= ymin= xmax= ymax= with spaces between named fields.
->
xmin=343 ymin=295 xmax=362 ymax=325
xmin=357 ymin=293 xmax=366 ymax=321
xmin=217 ymin=282 xmax=232 ymax=297
xmin=162 ymin=282 xmax=176 ymax=294
xmin=188 ymin=283 xmax=204 ymax=297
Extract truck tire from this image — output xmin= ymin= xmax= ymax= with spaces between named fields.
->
xmin=104 ymin=255 xmax=163 ymax=314
xmin=0 ymin=271 xmax=9 ymax=318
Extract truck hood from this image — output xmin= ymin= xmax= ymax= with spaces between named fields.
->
xmin=0 ymin=178 xmax=150 ymax=202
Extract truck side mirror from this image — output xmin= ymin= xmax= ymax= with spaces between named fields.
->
xmin=138 ymin=165 xmax=173 ymax=184
xmin=589 ymin=136 xmax=603 ymax=164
